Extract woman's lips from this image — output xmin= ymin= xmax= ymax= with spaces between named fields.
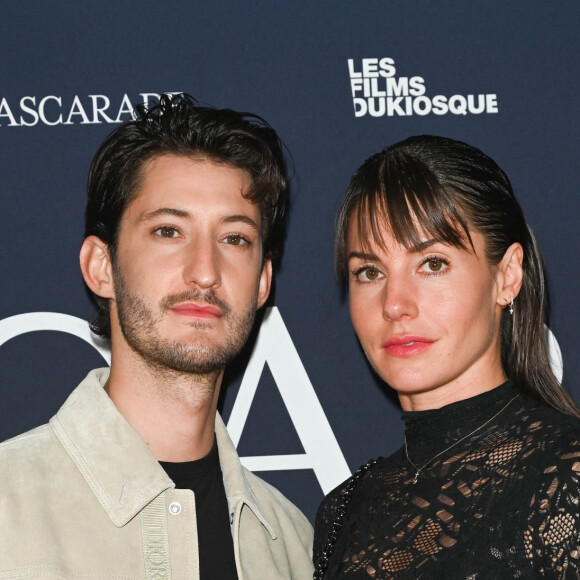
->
xmin=170 ymin=303 xmax=223 ymax=318
xmin=382 ymin=336 xmax=435 ymax=357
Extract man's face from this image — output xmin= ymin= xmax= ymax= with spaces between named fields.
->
xmin=109 ymin=154 xmax=271 ymax=375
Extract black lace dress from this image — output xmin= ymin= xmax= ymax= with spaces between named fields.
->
xmin=314 ymin=382 xmax=580 ymax=579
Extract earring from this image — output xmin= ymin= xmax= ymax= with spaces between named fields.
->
xmin=503 ymin=296 xmax=514 ymax=315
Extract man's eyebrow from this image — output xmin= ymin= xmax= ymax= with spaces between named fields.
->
xmin=139 ymin=207 xmax=190 ymax=222
xmin=138 ymin=208 xmax=259 ymax=231
xmin=221 ymin=214 xmax=260 ymax=231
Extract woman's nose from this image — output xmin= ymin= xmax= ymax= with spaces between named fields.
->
xmin=382 ymin=275 xmax=418 ymax=321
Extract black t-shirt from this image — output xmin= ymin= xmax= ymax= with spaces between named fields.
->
xmin=160 ymin=439 xmax=238 ymax=580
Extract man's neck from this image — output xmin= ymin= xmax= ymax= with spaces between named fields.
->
xmin=105 ymin=344 xmax=223 ymax=463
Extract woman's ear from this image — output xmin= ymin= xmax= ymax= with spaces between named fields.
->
xmin=79 ymin=236 xmax=115 ymax=299
xmin=496 ymin=242 xmax=524 ymax=308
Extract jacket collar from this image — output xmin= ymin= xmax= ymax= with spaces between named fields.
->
xmin=50 ymin=368 xmax=274 ymax=536
xmin=215 ymin=410 xmax=277 ymax=539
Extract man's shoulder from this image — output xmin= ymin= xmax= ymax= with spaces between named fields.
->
xmin=0 ymin=368 xmax=110 ymax=478
xmin=0 ymin=421 xmax=63 ymax=475
xmin=1 ymin=422 xmax=54 ymax=455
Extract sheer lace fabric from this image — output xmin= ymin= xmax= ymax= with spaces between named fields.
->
xmin=314 ymin=383 xmax=580 ymax=579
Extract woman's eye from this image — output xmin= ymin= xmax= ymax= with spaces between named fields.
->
xmin=355 ymin=266 xmax=382 ymax=281
xmin=155 ymin=226 xmax=179 ymax=238
xmin=423 ymin=257 xmax=448 ymax=273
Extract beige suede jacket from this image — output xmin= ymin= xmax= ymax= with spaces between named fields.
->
xmin=0 ymin=368 xmax=314 ymax=579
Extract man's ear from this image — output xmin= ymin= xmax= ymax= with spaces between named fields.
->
xmin=79 ymin=236 xmax=115 ymax=299
xmin=257 ymin=257 xmax=273 ymax=309
xmin=496 ymin=242 xmax=524 ymax=308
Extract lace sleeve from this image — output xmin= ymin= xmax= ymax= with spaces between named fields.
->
xmin=313 ymin=485 xmax=343 ymax=565
xmin=524 ymin=441 xmax=580 ymax=578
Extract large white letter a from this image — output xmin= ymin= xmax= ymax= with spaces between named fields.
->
xmin=227 ymin=307 xmax=351 ymax=494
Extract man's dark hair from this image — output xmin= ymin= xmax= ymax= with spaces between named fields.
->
xmin=85 ymin=93 xmax=289 ymax=338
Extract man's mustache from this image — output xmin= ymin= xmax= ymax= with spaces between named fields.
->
xmin=160 ymin=289 xmax=231 ymax=317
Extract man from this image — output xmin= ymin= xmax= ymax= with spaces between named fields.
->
xmin=0 ymin=94 xmax=314 ymax=578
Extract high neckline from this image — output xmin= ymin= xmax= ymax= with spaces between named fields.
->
xmin=402 ymin=381 xmax=521 ymax=465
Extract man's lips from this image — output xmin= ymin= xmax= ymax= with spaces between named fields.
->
xmin=169 ymin=302 xmax=223 ymax=318
xmin=382 ymin=336 xmax=435 ymax=357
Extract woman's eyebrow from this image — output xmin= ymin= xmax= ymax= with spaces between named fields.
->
xmin=348 ymin=250 xmax=379 ymax=261
xmin=410 ymin=239 xmax=441 ymax=252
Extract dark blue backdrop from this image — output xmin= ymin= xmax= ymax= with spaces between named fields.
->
xmin=1 ymin=1 xmax=579 ymax=524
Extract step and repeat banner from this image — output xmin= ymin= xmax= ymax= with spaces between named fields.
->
xmin=1 ymin=1 xmax=579 ymax=523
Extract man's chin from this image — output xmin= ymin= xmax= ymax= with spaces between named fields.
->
xmin=138 ymin=341 xmax=238 ymax=375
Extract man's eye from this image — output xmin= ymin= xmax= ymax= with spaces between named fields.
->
xmin=155 ymin=226 xmax=179 ymax=238
xmin=223 ymin=234 xmax=248 ymax=246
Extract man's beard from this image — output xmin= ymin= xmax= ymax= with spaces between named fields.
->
xmin=112 ymin=262 xmax=258 ymax=375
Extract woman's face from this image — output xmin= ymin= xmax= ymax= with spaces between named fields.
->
xmin=347 ymin=213 xmax=508 ymax=411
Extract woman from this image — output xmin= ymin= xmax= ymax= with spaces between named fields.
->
xmin=314 ymin=135 xmax=580 ymax=579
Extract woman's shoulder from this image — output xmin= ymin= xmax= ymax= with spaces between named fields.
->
xmin=317 ymin=457 xmax=382 ymax=519
xmin=315 ymin=450 xmax=404 ymax=536
xmin=317 ymin=450 xmax=404 ymax=510
xmin=518 ymin=394 xmax=580 ymax=445
xmin=511 ymin=394 xmax=580 ymax=480
xmin=314 ymin=455 xmax=389 ymax=564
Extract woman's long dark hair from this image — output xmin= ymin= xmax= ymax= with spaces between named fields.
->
xmin=336 ymin=135 xmax=580 ymax=417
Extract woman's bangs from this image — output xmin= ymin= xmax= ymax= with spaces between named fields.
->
xmin=355 ymin=159 xmax=472 ymax=254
